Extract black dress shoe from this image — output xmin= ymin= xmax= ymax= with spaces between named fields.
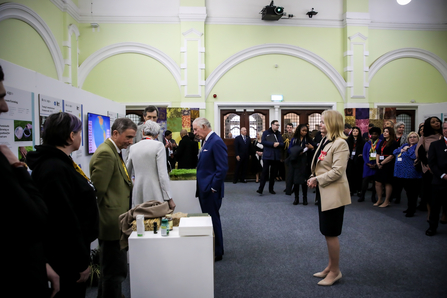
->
xmin=303 ymin=198 xmax=308 ymax=205
xmin=403 ymin=209 xmax=408 ymax=213
xmin=215 ymin=255 xmax=223 ymax=262
xmin=233 ymin=181 xmax=237 ymax=184
xmin=425 ymin=228 xmax=437 ymax=236
xmin=293 ymin=198 xmax=299 ymax=205
xmin=357 ymin=197 xmax=365 ymax=202
xmin=256 ymin=189 xmax=263 ymax=195
xmin=269 ymin=190 xmax=276 ymax=194
xmin=417 ymin=204 xmax=427 ymax=211
xmin=405 ymin=213 xmax=414 ymax=217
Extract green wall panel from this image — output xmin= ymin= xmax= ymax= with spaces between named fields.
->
xmin=205 ymin=24 xmax=344 ymax=78
xmin=0 ymin=18 xmax=58 ymax=79
xmin=79 ymin=23 xmax=181 ymax=65
xmin=82 ymin=53 xmax=180 ymax=103
xmin=209 ymin=54 xmax=341 ymax=103
xmin=369 ymin=58 xmax=447 ymax=103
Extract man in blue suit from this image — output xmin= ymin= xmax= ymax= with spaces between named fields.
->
xmin=257 ymin=120 xmax=284 ymax=195
xmin=233 ymin=127 xmax=251 ymax=183
xmin=193 ymin=117 xmax=228 ymax=261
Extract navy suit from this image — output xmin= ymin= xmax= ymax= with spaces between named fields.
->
xmin=427 ymin=138 xmax=447 ymax=231
xmin=196 ymin=132 xmax=228 ymax=257
xmin=258 ymin=128 xmax=284 ymax=193
xmin=233 ymin=134 xmax=251 ymax=183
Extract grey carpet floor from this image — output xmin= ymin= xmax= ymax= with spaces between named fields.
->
xmin=87 ymin=181 xmax=447 ymax=298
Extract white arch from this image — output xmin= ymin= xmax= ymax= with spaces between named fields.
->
xmin=0 ymin=3 xmax=64 ymax=81
xmin=369 ymin=48 xmax=447 ymax=85
xmin=205 ymin=43 xmax=347 ymax=101
xmin=78 ymin=42 xmax=181 ymax=88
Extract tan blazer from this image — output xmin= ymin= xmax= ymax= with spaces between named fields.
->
xmin=89 ymin=139 xmax=133 ymax=241
xmin=311 ymin=137 xmax=351 ymax=212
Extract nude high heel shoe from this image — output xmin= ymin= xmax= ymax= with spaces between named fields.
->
xmin=313 ymin=271 xmax=328 ymax=278
xmin=317 ymin=272 xmax=342 ymax=286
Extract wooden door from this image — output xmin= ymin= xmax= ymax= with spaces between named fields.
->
xmin=220 ymin=109 xmax=269 ymax=181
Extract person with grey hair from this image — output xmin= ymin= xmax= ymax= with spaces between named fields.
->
xmin=126 ymin=120 xmax=176 ymax=209
xmin=395 ymin=121 xmax=407 ymax=146
xmin=89 ymin=117 xmax=137 ymax=298
xmin=193 ymin=117 xmax=228 ymax=261
xmin=391 ymin=121 xmax=407 ymax=204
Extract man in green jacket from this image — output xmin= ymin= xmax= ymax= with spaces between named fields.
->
xmin=90 ymin=117 xmax=137 ymax=298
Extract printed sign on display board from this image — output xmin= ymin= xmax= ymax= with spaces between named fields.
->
xmin=0 ymin=86 xmax=34 ymax=161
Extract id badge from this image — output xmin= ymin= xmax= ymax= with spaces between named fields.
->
xmin=379 ymin=155 xmax=385 ymax=160
xmin=397 ymin=157 xmax=402 ymax=162
xmin=370 ymin=153 xmax=377 ymax=158
xmin=352 ymin=151 xmax=356 ymax=155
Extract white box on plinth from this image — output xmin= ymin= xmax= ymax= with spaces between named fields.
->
xmin=128 ymin=227 xmax=214 ymax=298
xmin=179 ymin=216 xmax=213 ymax=236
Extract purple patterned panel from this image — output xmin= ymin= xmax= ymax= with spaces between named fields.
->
xmin=356 ymin=108 xmax=369 ymax=120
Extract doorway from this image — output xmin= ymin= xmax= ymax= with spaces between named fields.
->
xmin=220 ymin=109 xmax=269 ymax=181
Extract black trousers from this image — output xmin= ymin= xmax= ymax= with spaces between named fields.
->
xmin=360 ymin=175 xmax=376 ymax=201
xmin=259 ymin=160 xmax=279 ymax=192
xmin=421 ymin=171 xmax=433 ymax=207
xmin=399 ymin=178 xmax=422 ymax=215
xmin=97 ymin=240 xmax=128 ymax=298
xmin=233 ymin=156 xmax=248 ymax=182
xmin=429 ymin=184 xmax=447 ymax=231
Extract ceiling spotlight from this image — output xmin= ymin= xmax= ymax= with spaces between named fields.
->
xmin=397 ymin=0 xmax=411 ymax=5
xmin=306 ymin=8 xmax=318 ymax=18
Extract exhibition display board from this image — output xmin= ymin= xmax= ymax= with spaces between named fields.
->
xmin=128 ymin=227 xmax=214 ymax=298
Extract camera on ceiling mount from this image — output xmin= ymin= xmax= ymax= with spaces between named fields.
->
xmin=260 ymin=1 xmax=285 ymax=21
xmin=306 ymin=8 xmax=318 ymax=18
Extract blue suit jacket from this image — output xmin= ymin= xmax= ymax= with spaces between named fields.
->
xmin=234 ymin=135 xmax=250 ymax=158
xmin=261 ymin=128 xmax=284 ymax=160
xmin=196 ymin=132 xmax=229 ymax=198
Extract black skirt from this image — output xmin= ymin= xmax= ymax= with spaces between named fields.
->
xmin=317 ymin=192 xmax=345 ymax=237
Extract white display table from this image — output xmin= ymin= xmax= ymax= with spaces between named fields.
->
xmin=128 ymin=227 xmax=214 ymax=298
xmin=170 ymin=180 xmax=202 ymax=214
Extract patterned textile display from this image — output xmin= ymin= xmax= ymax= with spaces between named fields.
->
xmin=345 ymin=107 xmax=396 ymax=132
xmin=167 ymin=108 xmax=183 ymax=132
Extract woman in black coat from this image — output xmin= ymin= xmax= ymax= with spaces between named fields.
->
xmin=286 ymin=124 xmax=316 ymax=205
xmin=346 ymin=127 xmax=365 ymax=196
xmin=27 ymin=112 xmax=99 ymax=298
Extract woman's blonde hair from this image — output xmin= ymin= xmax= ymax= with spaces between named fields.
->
xmin=406 ymin=131 xmax=419 ymax=143
xmin=322 ymin=110 xmax=347 ymax=141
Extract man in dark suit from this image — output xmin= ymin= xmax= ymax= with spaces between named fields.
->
xmin=193 ymin=117 xmax=228 ymax=261
xmin=175 ymin=129 xmax=198 ymax=169
xmin=257 ymin=120 xmax=284 ymax=195
xmin=426 ymin=121 xmax=447 ymax=236
xmin=90 ymin=118 xmax=137 ymax=298
xmin=233 ymin=127 xmax=250 ymax=183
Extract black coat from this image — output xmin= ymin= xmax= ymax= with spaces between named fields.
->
xmin=2 ymin=151 xmax=49 ymax=297
xmin=175 ymin=135 xmax=198 ymax=169
xmin=234 ymin=134 xmax=251 ymax=159
xmin=27 ymin=145 xmax=99 ymax=275
xmin=428 ymin=138 xmax=447 ymax=186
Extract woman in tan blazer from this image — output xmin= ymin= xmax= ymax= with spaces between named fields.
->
xmin=307 ymin=110 xmax=351 ymax=286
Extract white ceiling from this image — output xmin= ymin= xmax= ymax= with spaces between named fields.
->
xmin=76 ymin=0 xmax=447 ymax=24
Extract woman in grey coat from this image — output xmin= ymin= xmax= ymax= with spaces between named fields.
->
xmin=126 ymin=120 xmax=176 ymax=209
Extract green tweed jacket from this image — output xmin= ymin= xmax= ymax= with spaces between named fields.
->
xmin=89 ymin=139 xmax=132 ymax=241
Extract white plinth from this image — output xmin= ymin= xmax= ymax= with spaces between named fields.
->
xmin=128 ymin=228 xmax=214 ymax=298
xmin=170 ymin=180 xmax=202 ymax=214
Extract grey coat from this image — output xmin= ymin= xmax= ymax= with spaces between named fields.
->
xmin=126 ymin=139 xmax=172 ymax=207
